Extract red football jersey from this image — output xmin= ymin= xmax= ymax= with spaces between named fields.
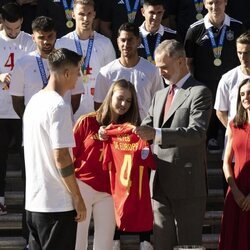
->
xmin=103 ymin=123 xmax=156 ymax=232
xmin=73 ymin=114 xmax=110 ymax=194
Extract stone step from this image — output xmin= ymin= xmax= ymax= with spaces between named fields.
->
xmin=207 ymin=169 xmax=223 ymax=190
xmin=5 ymin=171 xmax=24 ymax=192
xmin=0 ymin=237 xmax=26 ymax=250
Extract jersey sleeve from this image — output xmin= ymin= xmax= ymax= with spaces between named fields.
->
xmin=9 ymin=59 xmax=25 ymax=96
xmin=214 ymin=75 xmax=230 ymax=111
xmin=50 ymin=103 xmax=75 ymax=149
xmin=93 ymin=68 xmax=110 ymax=103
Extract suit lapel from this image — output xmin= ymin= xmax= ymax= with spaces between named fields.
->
xmin=162 ymin=77 xmax=193 ymax=126
xmin=156 ymin=88 xmax=168 ymax=127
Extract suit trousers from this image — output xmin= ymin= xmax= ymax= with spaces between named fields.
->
xmin=26 ymin=210 xmax=77 ymax=250
xmin=153 ymin=196 xmax=206 ymax=250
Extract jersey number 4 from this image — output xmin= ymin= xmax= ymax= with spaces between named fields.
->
xmin=5 ymin=53 xmax=15 ymax=70
xmin=120 ymin=154 xmax=144 ymax=199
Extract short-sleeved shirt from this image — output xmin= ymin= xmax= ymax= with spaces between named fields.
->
xmin=214 ymin=66 xmax=250 ymax=121
xmin=9 ymin=50 xmax=84 ymax=106
xmin=103 ymin=123 xmax=156 ymax=232
xmin=0 ymin=30 xmax=35 ymax=119
xmin=185 ymin=14 xmax=245 ymax=96
xmin=24 ymin=90 xmax=75 ymax=212
xmin=93 ymin=58 xmax=163 ymax=119
xmin=73 ymin=114 xmax=110 ymax=194
xmin=55 ymin=31 xmax=116 ymax=118
xmin=138 ymin=22 xmax=179 ymax=61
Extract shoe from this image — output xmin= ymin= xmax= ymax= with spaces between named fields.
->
xmin=140 ymin=241 xmax=153 ymax=250
xmin=207 ymin=138 xmax=222 ymax=154
xmin=0 ymin=202 xmax=7 ymax=215
xmin=23 ymin=244 xmax=29 ymax=250
xmin=113 ymin=240 xmax=121 ymax=250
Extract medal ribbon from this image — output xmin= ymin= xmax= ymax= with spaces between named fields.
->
xmin=124 ymin=0 xmax=140 ymax=23
xmin=36 ymin=54 xmax=48 ymax=87
xmin=207 ymin=25 xmax=227 ymax=60
xmin=62 ymin=0 xmax=74 ymax=21
xmin=141 ymin=32 xmax=161 ymax=63
xmin=193 ymin=0 xmax=203 ymax=14
xmin=73 ymin=31 xmax=94 ymax=75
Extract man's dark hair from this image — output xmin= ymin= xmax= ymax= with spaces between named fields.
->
xmin=32 ymin=16 xmax=56 ymax=33
xmin=118 ymin=23 xmax=140 ymax=38
xmin=143 ymin=0 xmax=166 ymax=8
xmin=48 ymin=48 xmax=82 ymax=71
xmin=1 ymin=2 xmax=23 ymax=22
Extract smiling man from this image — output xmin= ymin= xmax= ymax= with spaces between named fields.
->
xmin=9 ymin=16 xmax=84 ymax=118
xmin=94 ymin=22 xmax=163 ymax=120
xmin=138 ymin=0 xmax=179 ymax=63
xmin=55 ymin=0 xmax=116 ymax=121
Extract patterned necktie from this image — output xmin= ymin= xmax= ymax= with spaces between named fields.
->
xmin=164 ymin=84 xmax=176 ymax=120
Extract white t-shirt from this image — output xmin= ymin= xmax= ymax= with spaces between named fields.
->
xmin=0 ymin=30 xmax=35 ymax=118
xmin=9 ymin=50 xmax=84 ymax=106
xmin=56 ymin=31 xmax=116 ymax=120
xmin=214 ymin=66 xmax=250 ymax=121
xmin=94 ymin=58 xmax=163 ymax=119
xmin=23 ymin=90 xmax=75 ymax=212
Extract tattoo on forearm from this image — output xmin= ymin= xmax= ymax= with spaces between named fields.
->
xmin=57 ymin=163 xmax=74 ymax=177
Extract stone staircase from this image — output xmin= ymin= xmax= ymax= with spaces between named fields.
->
xmin=0 ymin=152 xmax=224 ymax=250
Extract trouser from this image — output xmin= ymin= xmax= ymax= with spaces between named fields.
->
xmin=26 ymin=210 xmax=77 ymax=250
xmin=75 ymin=180 xmax=116 ymax=250
xmin=153 ymin=196 xmax=206 ymax=250
xmin=0 ymin=119 xmax=22 ymax=196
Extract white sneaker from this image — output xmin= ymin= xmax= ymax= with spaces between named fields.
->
xmin=140 ymin=241 xmax=153 ymax=250
xmin=113 ymin=240 xmax=121 ymax=250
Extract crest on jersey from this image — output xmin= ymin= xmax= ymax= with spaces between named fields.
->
xmin=226 ymin=30 xmax=234 ymax=41
xmin=141 ymin=147 xmax=149 ymax=160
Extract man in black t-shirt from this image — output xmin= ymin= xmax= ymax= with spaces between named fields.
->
xmin=184 ymin=0 xmax=245 ymax=153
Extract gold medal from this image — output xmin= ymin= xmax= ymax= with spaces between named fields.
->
xmin=82 ymin=74 xmax=89 ymax=83
xmin=66 ymin=20 xmax=74 ymax=28
xmin=196 ymin=13 xmax=203 ymax=20
xmin=128 ymin=12 xmax=136 ymax=23
xmin=214 ymin=58 xmax=222 ymax=66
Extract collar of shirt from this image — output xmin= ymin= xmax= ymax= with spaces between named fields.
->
xmin=173 ymin=73 xmax=191 ymax=90
xmin=204 ymin=13 xmax=230 ymax=30
xmin=139 ymin=22 xmax=164 ymax=37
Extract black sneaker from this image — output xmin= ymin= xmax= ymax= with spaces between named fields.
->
xmin=207 ymin=138 xmax=222 ymax=154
